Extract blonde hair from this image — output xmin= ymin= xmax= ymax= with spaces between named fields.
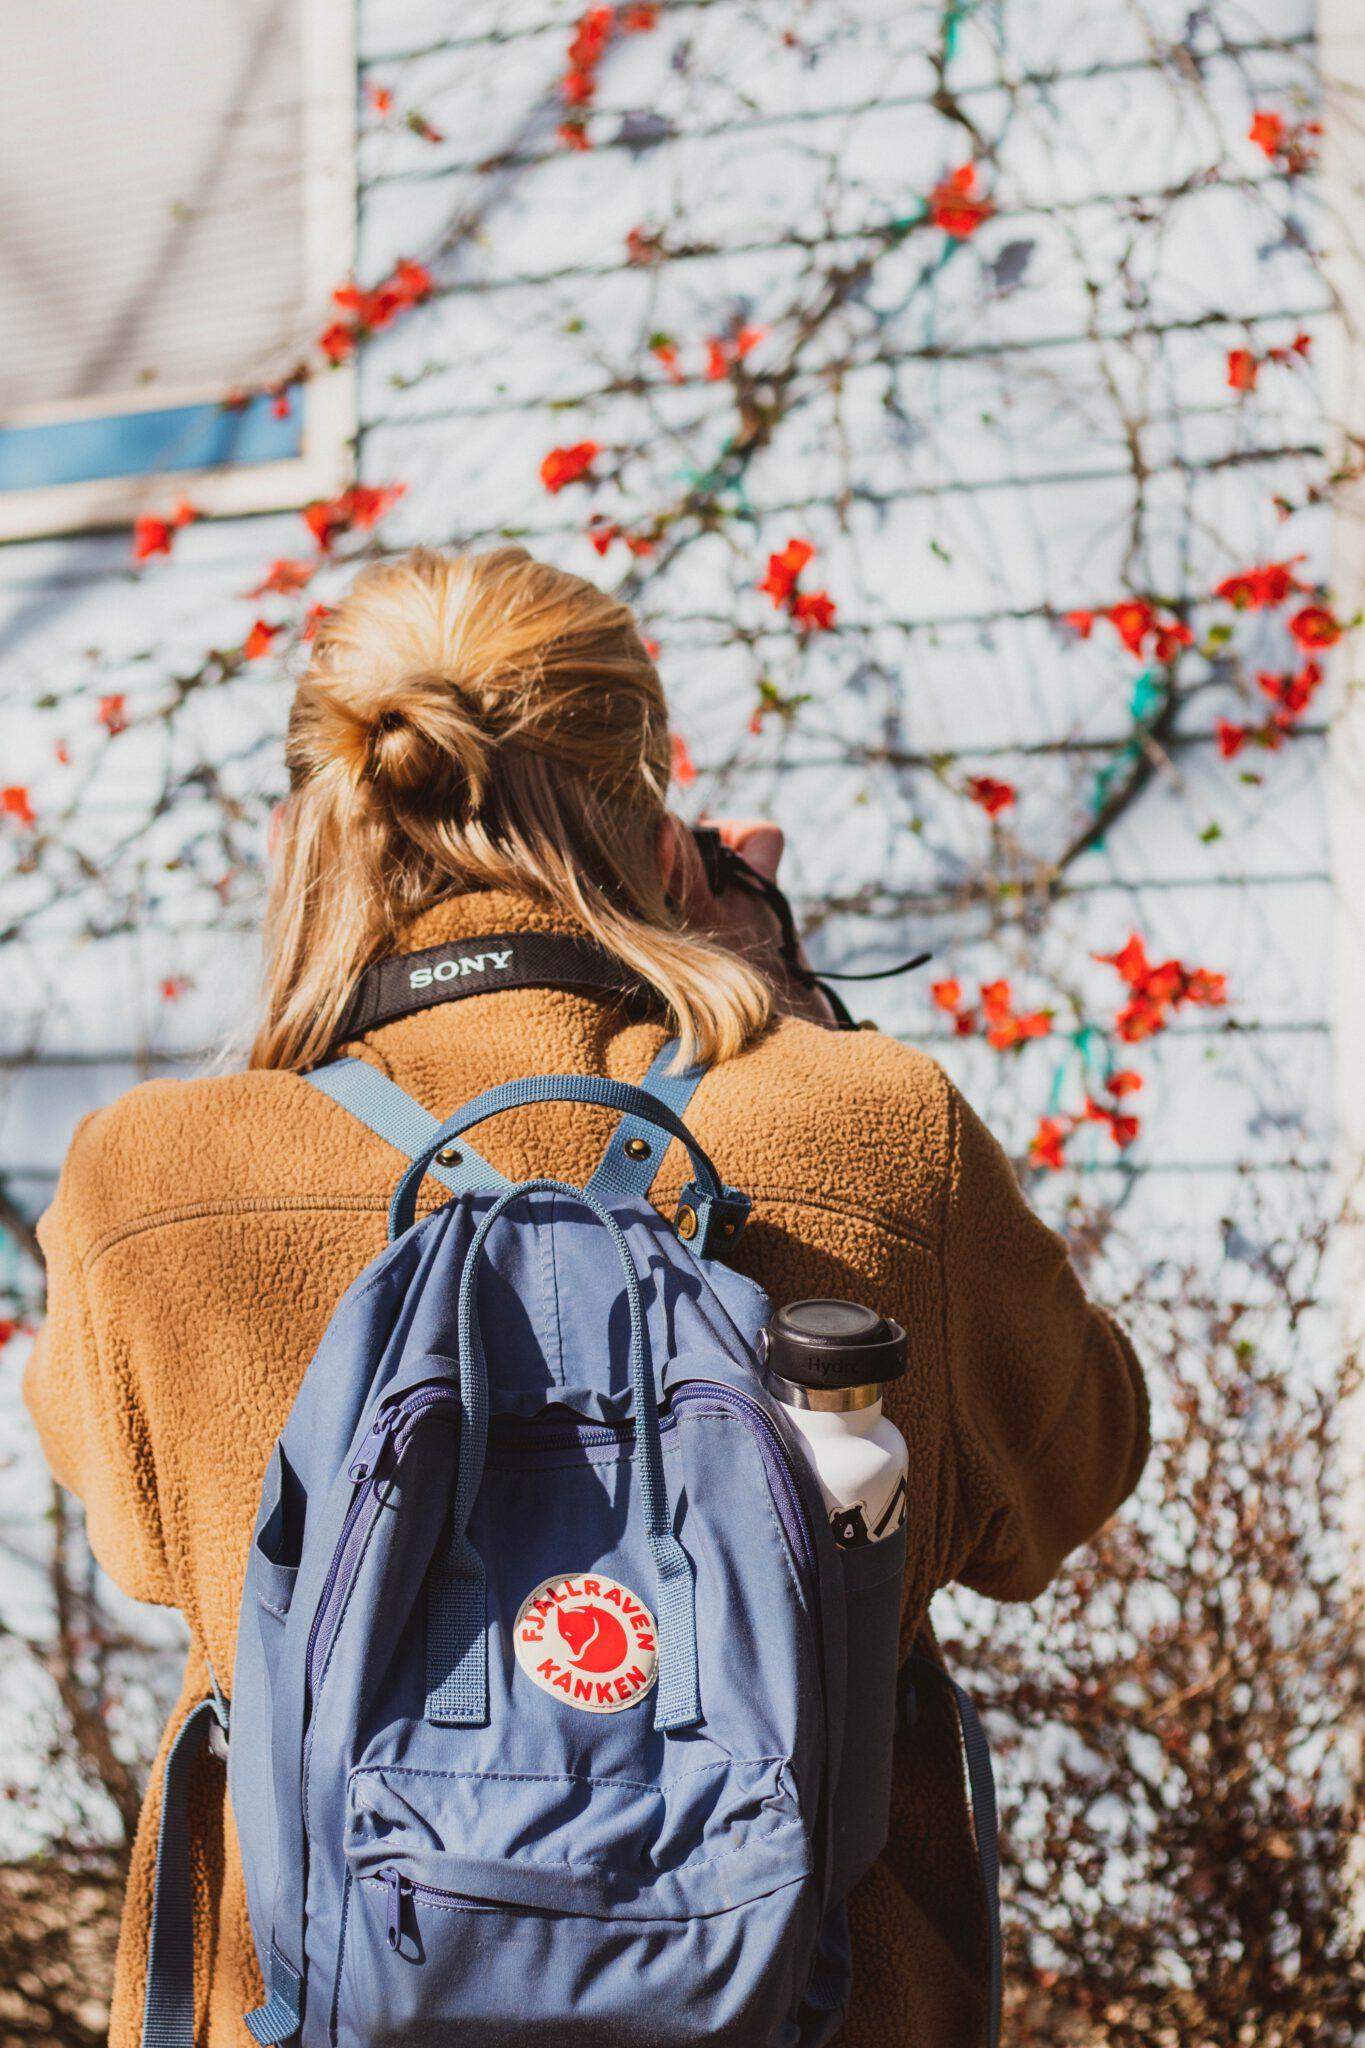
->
xmin=250 ymin=546 xmax=775 ymax=1073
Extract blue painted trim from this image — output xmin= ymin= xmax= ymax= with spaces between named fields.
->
xmin=0 ymin=389 xmax=303 ymax=492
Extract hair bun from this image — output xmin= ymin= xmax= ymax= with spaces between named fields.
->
xmin=315 ymin=667 xmax=492 ymax=815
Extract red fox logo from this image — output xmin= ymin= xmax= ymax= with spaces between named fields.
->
xmin=514 ymin=1572 xmax=659 ymax=1713
xmin=556 ymin=1603 xmax=629 ymax=1673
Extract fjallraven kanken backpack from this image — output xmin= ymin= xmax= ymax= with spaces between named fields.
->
xmin=140 ymin=1041 xmax=1000 ymax=2048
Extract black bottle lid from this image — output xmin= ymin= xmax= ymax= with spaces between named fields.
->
xmin=765 ymin=1299 xmax=908 ymax=1391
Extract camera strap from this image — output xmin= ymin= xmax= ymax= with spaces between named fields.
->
xmin=334 ymin=867 xmax=930 ymax=1047
xmin=336 ymin=931 xmax=658 ymax=1043
xmin=692 ymin=833 xmax=930 ymax=1026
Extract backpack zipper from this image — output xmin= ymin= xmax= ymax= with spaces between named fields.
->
xmin=304 ymin=1385 xmax=461 ymax=1796
xmin=380 ymin=1867 xmax=413 ymax=1950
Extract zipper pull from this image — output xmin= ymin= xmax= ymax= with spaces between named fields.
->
xmin=348 ymin=1409 xmax=399 ymax=1483
xmin=381 ymin=1868 xmax=411 ymax=1952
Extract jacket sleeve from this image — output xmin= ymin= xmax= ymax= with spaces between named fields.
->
xmin=23 ymin=1118 xmax=172 ymax=1607
xmin=937 ymin=1084 xmax=1149 ymax=1601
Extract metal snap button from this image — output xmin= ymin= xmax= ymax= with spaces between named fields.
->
xmin=623 ymin=1137 xmax=651 ymax=1160
xmin=436 ymin=1146 xmax=462 ymax=1167
xmin=675 ymin=1205 xmax=698 ymax=1241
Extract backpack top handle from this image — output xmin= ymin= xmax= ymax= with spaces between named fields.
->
xmin=387 ymin=1072 xmax=750 ymax=1252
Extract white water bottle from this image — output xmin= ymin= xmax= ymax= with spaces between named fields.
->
xmin=765 ymin=1300 xmax=909 ymax=1548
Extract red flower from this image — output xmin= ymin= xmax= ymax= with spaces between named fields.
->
xmin=1248 ymin=109 xmax=1285 ymax=158
xmin=759 ymin=539 xmax=839 ymax=633
xmin=559 ymin=4 xmax=637 ymax=129
xmin=390 ymin=259 xmax=434 ymax=307
xmin=367 ymin=84 xmax=393 ymax=116
xmin=1216 ymin=718 xmax=1247 ymax=758
xmin=97 ymin=693 xmax=128 ymax=737
xmin=1227 ymin=348 xmax=1259 ymax=393
xmin=704 ymin=326 xmax=768 ymax=379
xmin=966 ymin=775 xmax=1016 ymax=816
xmin=1151 ymin=618 xmax=1193 ymax=663
xmin=540 ymin=440 xmax=600 ymax=493
xmin=929 ymin=163 xmax=994 ymax=239
xmin=1107 ymin=600 xmax=1156 ymax=656
xmin=979 ymin=979 xmax=1051 ymax=1050
xmin=301 ymin=603 xmax=333 ymax=640
xmin=244 ymin=619 xmax=281 ymax=660
xmin=1213 ymin=557 xmax=1308 ymax=609
xmin=791 ymin=589 xmax=837 ymax=632
xmin=760 ymin=539 xmax=815 ymax=606
xmin=704 ymin=338 xmax=730 ymax=382
xmin=350 ymin=484 xmax=405 ymax=531
xmin=1248 ymin=108 xmax=1319 ymax=174
xmin=1 ymin=785 xmax=36 ymax=827
xmin=670 ymin=732 xmax=697 ymax=787
xmin=247 ymin=558 xmax=316 ymax=598
xmin=1232 ymin=333 xmax=1314 ymax=392
xmin=323 ymin=261 xmax=434 ymax=361
xmin=1259 ymin=659 xmax=1323 ymax=721
xmin=132 ymin=498 xmax=197 ymax=562
xmin=930 ymin=978 xmax=963 ymax=1013
xmin=625 ymin=226 xmax=665 ymax=265
xmin=318 ymin=319 xmax=357 ymax=363
xmin=1082 ymin=1096 xmax=1141 ymax=1149
xmin=133 ymin=515 xmax=173 ymax=561
xmin=650 ymin=337 xmax=683 ymax=381
xmin=568 ymin=4 xmax=615 ymax=68
xmin=303 ymin=483 xmax=405 ymax=550
xmin=1074 ymin=598 xmax=1191 ymax=661
xmin=587 ymin=517 xmax=619 ymax=555
xmin=1096 ymin=931 xmax=1227 ymax=1042
xmin=1030 ymin=1117 xmax=1069 ymax=1171
xmin=1288 ymin=603 xmax=1342 ymax=650
xmin=160 ymin=976 xmax=191 ymax=1002
xmin=1106 ymin=1069 xmax=1143 ymax=1098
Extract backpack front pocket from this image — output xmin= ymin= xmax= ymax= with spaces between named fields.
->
xmin=333 ymin=1760 xmax=816 ymax=2047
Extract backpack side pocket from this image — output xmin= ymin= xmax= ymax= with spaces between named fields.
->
xmin=829 ymin=1525 xmax=906 ymax=1900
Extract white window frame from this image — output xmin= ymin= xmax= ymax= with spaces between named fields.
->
xmin=0 ymin=0 xmax=356 ymax=545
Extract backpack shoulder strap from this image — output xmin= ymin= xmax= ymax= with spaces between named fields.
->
xmin=584 ymin=1038 xmax=708 ymax=1205
xmin=306 ymin=1058 xmax=512 ymax=1197
xmin=903 ymin=1655 xmax=1001 ymax=2048
xmin=140 ymin=1692 xmax=229 ymax=2048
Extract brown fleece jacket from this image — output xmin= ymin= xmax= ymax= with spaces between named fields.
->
xmin=26 ymin=888 xmax=1148 ymax=2047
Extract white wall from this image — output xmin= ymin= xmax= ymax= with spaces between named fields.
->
xmin=0 ymin=0 xmax=1333 ymax=1841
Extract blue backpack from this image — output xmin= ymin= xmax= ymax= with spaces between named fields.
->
xmin=140 ymin=1050 xmax=999 ymax=2048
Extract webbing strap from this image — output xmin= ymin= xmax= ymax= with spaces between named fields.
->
xmin=585 ymin=1038 xmax=707 ymax=1203
xmin=243 ymin=1946 xmax=302 ymax=2046
xmin=140 ymin=1697 xmax=226 ymax=2048
xmin=905 ymin=1655 xmax=1002 ymax=2048
xmin=388 ymin=1074 xmax=733 ymax=1241
xmin=305 ymin=1058 xmax=510 ymax=1198
xmin=426 ymin=1177 xmax=700 ymax=1733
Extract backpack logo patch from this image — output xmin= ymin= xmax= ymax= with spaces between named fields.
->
xmin=514 ymin=1571 xmax=658 ymax=1713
